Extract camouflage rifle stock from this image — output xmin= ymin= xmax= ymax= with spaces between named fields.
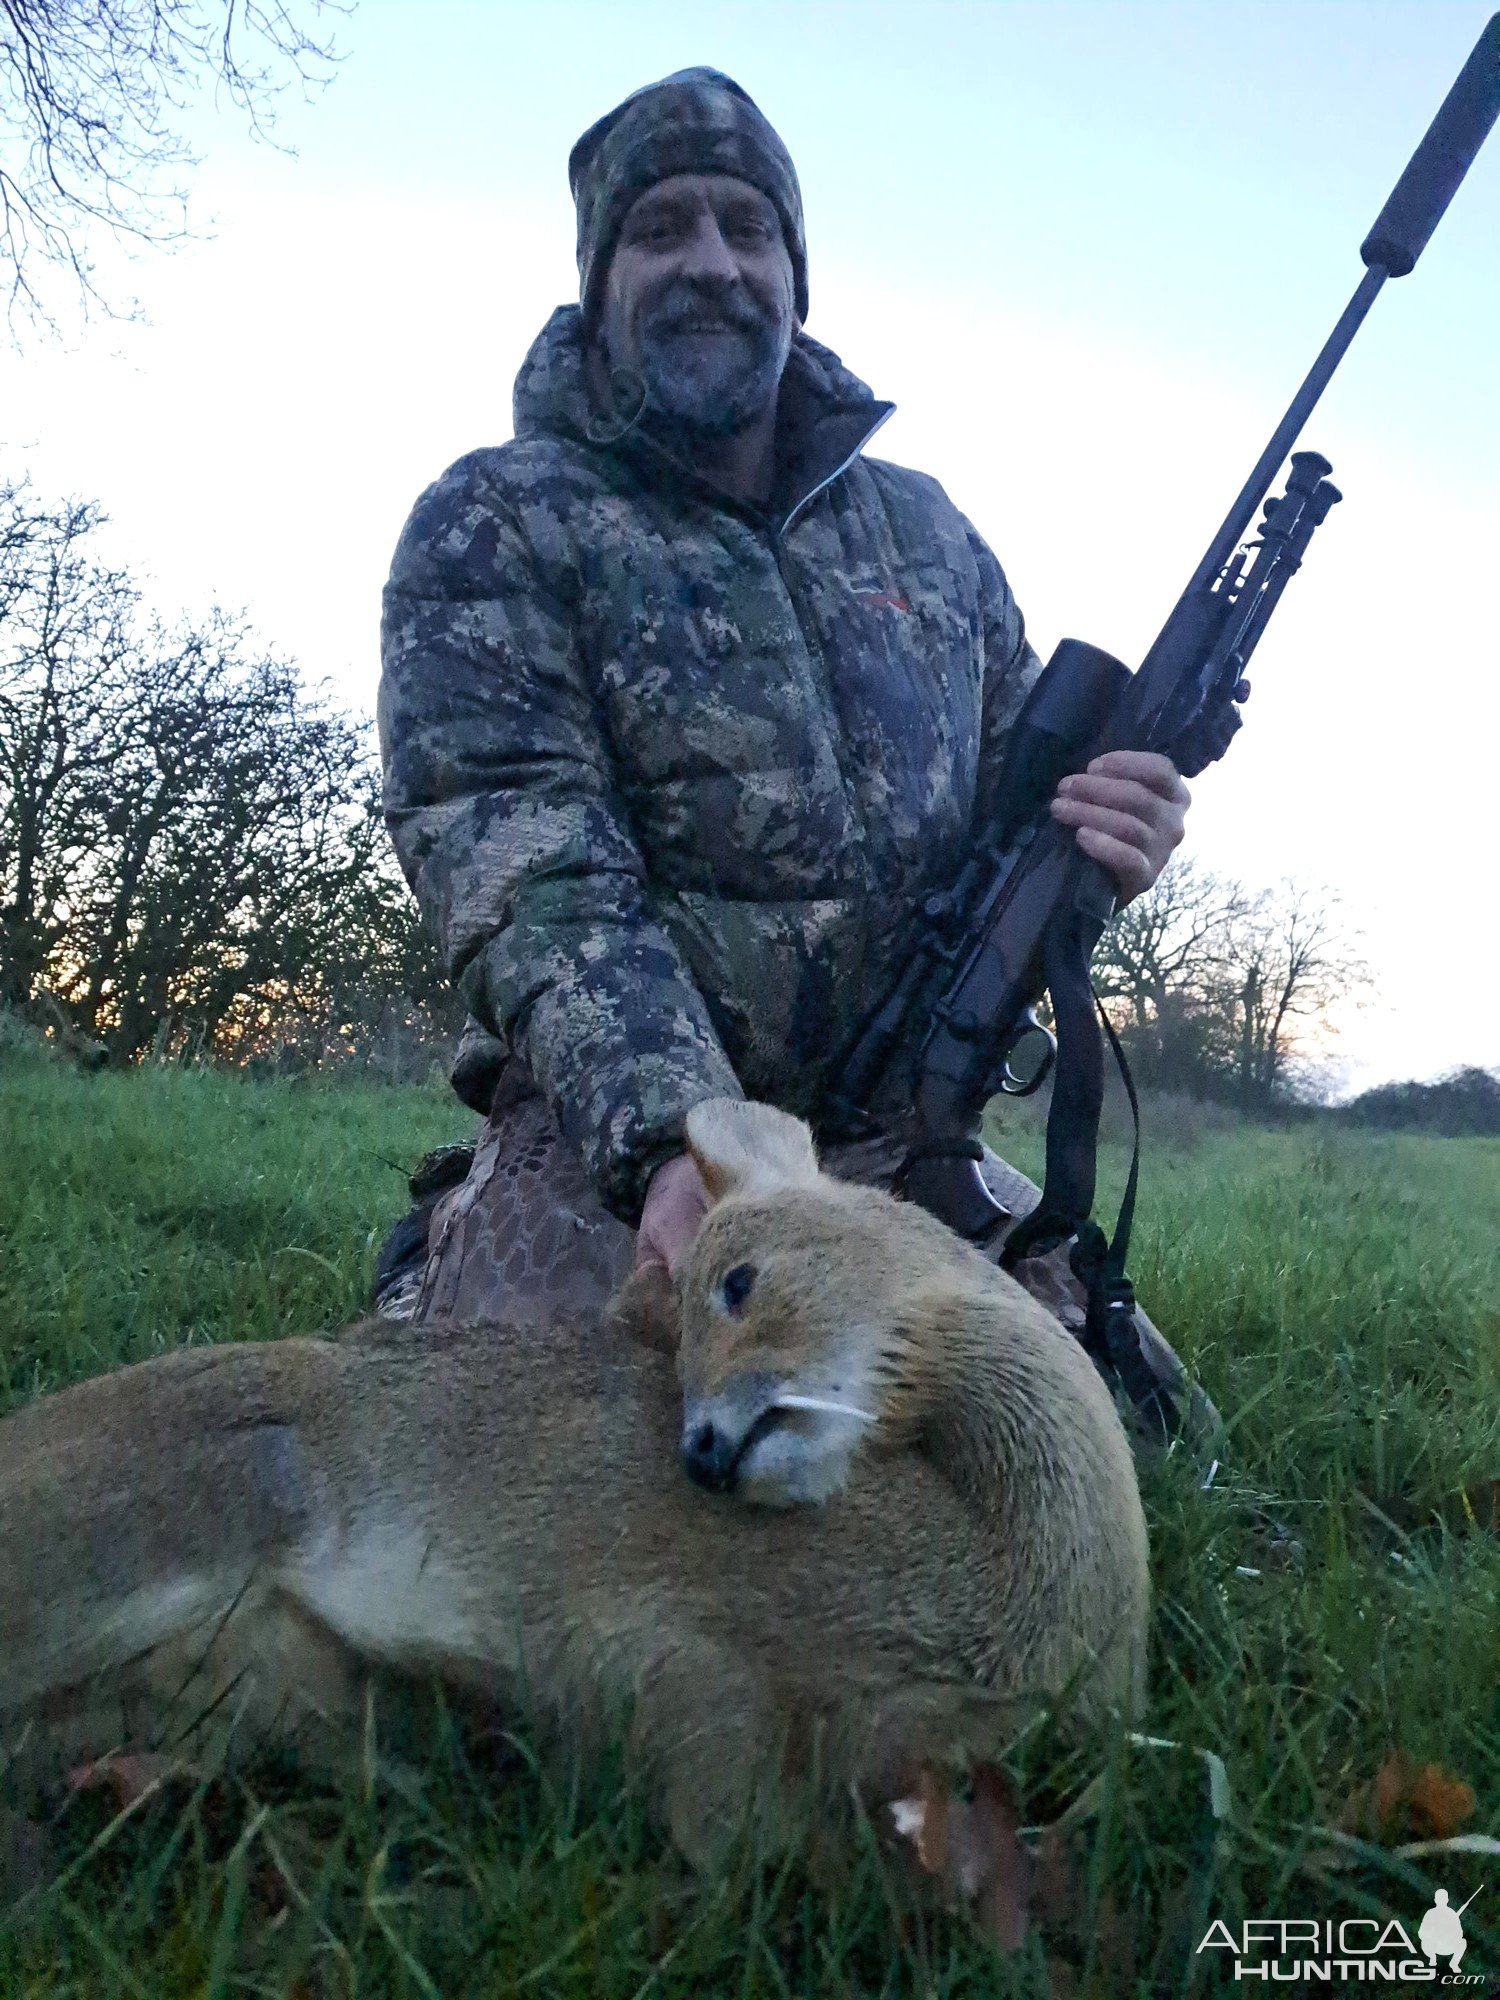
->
xmin=828 ymin=14 xmax=1500 ymax=1269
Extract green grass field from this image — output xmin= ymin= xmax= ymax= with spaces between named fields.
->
xmin=1 ymin=1052 xmax=1496 ymax=1996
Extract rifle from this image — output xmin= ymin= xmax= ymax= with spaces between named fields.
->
xmin=825 ymin=14 xmax=1500 ymax=1435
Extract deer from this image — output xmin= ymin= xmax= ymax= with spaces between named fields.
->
xmin=0 ymin=1099 xmax=1148 ymax=1867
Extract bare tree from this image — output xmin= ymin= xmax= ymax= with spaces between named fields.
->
xmin=1091 ymin=857 xmax=1244 ymax=1043
xmin=1217 ymin=881 xmax=1368 ymax=1109
xmin=0 ymin=0 xmax=343 ymax=330
xmin=1093 ymin=858 xmax=1367 ymax=1110
xmin=0 ymin=485 xmax=138 ymax=1008
xmin=0 ymin=481 xmax=443 ymax=1064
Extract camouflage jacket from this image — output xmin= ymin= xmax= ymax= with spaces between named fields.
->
xmin=379 ymin=305 xmax=1044 ymax=1224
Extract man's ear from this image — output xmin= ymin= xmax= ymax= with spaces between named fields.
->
xmin=685 ymin=1098 xmax=820 ymax=1204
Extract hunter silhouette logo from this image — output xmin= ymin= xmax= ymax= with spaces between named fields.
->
xmin=1419 ymin=1888 xmax=1478 ymax=1974
xmin=1197 ymin=1885 xmax=1485 ymax=1983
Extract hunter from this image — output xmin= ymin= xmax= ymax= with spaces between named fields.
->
xmin=375 ymin=67 xmax=1212 ymax=1440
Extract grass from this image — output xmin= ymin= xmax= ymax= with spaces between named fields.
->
xmin=1 ymin=1049 xmax=1497 ymax=1996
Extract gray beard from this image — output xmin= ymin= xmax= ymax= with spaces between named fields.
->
xmin=636 ymin=321 xmax=790 ymax=438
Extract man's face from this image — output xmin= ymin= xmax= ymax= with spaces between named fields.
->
xmin=598 ymin=172 xmax=796 ymax=437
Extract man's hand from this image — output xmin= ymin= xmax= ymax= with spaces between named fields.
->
xmin=1049 ymin=749 xmax=1190 ymax=903
xmin=635 ymin=1151 xmax=710 ymax=1274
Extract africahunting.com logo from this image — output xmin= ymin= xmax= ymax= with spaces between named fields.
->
xmin=1198 ymin=1887 xmax=1485 ymax=1982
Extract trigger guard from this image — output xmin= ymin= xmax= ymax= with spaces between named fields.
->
xmin=999 ymin=1027 xmax=1057 ymax=1098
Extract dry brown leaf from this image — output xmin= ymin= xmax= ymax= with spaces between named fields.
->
xmin=888 ymin=1763 xmax=954 ymax=1880
xmin=1339 ymin=1748 xmax=1476 ymax=1843
xmin=1406 ymin=1762 xmax=1477 ymax=1838
xmin=968 ymin=1766 xmax=1033 ymax=1952
xmin=888 ymin=1762 xmax=1033 ymax=1952
xmin=918 ymin=1763 xmax=951 ymax=1879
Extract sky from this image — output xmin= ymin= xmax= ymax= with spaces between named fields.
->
xmin=3 ymin=0 xmax=1497 ymax=1092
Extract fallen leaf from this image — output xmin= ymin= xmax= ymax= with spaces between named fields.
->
xmin=1339 ymin=1749 xmax=1476 ymax=1844
xmin=919 ymin=1764 xmax=951 ymax=1878
xmin=888 ymin=1763 xmax=1033 ymax=1952
xmin=1406 ymin=1763 xmax=1476 ymax=1839
xmin=968 ymin=1766 xmax=1033 ymax=1952
xmin=888 ymin=1764 xmax=953 ymax=1880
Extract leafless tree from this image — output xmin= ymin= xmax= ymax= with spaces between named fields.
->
xmin=1216 ymin=881 xmax=1368 ymax=1109
xmin=1093 ymin=857 xmax=1367 ymax=1110
xmin=0 ymin=481 xmax=443 ymax=1064
xmin=0 ymin=0 xmax=343 ymax=330
xmin=1091 ymin=856 xmax=1244 ymax=1042
xmin=0 ymin=486 xmax=138 ymax=1008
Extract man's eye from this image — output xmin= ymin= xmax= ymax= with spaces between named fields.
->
xmin=720 ymin=1263 xmax=756 ymax=1315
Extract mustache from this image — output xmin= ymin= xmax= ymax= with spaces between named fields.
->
xmin=643 ymin=282 xmax=769 ymax=336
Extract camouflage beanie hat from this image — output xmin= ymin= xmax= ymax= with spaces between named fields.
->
xmin=568 ymin=67 xmax=808 ymax=337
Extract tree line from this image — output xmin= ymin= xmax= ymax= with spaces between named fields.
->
xmin=0 ymin=481 xmax=454 ymax=1071
xmin=1340 ymin=1066 xmax=1500 ymax=1137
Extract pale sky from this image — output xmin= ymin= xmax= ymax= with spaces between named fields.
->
xmin=4 ymin=0 xmax=1497 ymax=1091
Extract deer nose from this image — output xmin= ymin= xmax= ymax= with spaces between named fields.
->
xmin=683 ymin=1419 xmax=737 ymax=1493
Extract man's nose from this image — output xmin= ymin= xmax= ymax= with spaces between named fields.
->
xmin=683 ymin=1418 xmax=737 ymax=1492
xmin=678 ymin=213 xmax=741 ymax=285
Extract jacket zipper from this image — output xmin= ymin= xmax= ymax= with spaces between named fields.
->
xmin=768 ymin=401 xmax=895 ymax=898
xmin=776 ymin=404 xmax=894 ymax=539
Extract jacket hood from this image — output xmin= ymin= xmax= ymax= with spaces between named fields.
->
xmin=511 ymin=305 xmax=894 ymax=530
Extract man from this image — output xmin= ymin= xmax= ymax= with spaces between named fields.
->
xmin=376 ymin=68 xmax=1209 ymax=1439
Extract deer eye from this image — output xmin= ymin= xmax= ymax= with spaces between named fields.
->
xmin=720 ymin=1263 xmax=756 ymax=1315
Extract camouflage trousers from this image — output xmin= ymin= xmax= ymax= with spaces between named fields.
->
xmin=379 ymin=1084 xmax=1215 ymax=1452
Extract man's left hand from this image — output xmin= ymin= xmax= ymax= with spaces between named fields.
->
xmin=1049 ymin=750 xmax=1189 ymax=903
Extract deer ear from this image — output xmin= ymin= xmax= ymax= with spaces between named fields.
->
xmin=685 ymin=1099 xmax=820 ymax=1204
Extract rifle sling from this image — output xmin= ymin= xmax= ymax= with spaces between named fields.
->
xmin=999 ymin=905 xmax=1104 ymax=1266
xmin=1000 ymin=905 xmax=1179 ymax=1442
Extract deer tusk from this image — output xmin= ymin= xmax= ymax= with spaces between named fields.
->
xmin=771 ymin=1394 xmax=876 ymax=1425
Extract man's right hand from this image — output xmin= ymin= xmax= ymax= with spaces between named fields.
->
xmin=635 ymin=1151 xmax=710 ymax=1274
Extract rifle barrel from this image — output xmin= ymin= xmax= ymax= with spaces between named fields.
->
xmin=1179 ymin=264 xmax=1385 ymax=605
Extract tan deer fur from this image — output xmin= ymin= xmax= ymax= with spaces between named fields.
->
xmin=0 ymin=1100 xmax=1149 ymax=1864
